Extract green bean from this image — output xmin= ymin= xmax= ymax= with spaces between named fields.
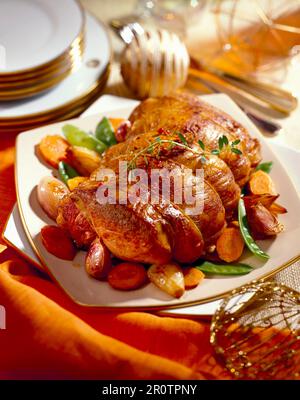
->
xmin=58 ymin=161 xmax=79 ymax=184
xmin=195 ymin=261 xmax=253 ymax=276
xmin=62 ymin=124 xmax=107 ymax=154
xmin=95 ymin=117 xmax=117 ymax=147
xmin=238 ymin=198 xmax=270 ymax=260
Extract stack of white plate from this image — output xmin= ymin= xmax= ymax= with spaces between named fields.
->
xmin=0 ymin=0 xmax=111 ymax=133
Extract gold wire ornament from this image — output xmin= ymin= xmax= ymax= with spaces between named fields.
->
xmin=211 ymin=281 xmax=300 ymax=379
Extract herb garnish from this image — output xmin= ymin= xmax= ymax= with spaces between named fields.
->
xmin=128 ymin=132 xmax=244 ymax=170
xmin=255 ymin=161 xmax=273 ymax=174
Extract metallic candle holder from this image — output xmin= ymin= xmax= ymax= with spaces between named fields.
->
xmin=210 ymin=281 xmax=300 ymax=380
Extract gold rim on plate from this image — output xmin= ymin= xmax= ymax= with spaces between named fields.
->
xmin=0 ymin=85 xmax=109 ymax=133
xmin=0 ymin=37 xmax=84 ymax=90
xmin=0 ymin=0 xmax=85 ymax=78
xmin=0 ymin=23 xmax=85 ymax=100
xmin=1 ymin=204 xmax=44 ymax=272
xmin=0 ymin=48 xmax=85 ymax=101
xmin=0 ymin=65 xmax=110 ymax=132
xmin=0 ymin=16 xmax=112 ymax=126
xmin=9 ymin=78 xmax=109 ymax=132
xmin=0 ymin=35 xmax=84 ymax=84
xmin=0 ymin=64 xmax=110 ymax=128
xmin=0 ymin=54 xmax=84 ymax=101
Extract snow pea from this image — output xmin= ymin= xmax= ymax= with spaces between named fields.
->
xmin=195 ymin=261 xmax=253 ymax=276
xmin=238 ymin=198 xmax=270 ymax=261
xmin=255 ymin=161 xmax=273 ymax=173
xmin=58 ymin=161 xmax=79 ymax=185
xmin=62 ymin=124 xmax=107 ymax=154
xmin=95 ymin=117 xmax=117 ymax=147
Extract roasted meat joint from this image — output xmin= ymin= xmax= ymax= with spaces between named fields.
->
xmin=60 ymin=93 xmax=262 ymax=259
xmin=38 ymin=93 xmax=285 ymax=296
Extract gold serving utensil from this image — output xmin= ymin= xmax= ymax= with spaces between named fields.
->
xmin=188 ymin=67 xmax=296 ymax=115
xmin=191 ymin=58 xmax=298 ymax=115
xmin=211 ymin=281 xmax=300 ymax=380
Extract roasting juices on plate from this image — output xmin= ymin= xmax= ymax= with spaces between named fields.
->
xmin=36 ymin=93 xmax=287 ymax=298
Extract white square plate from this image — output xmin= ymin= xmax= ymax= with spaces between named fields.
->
xmin=5 ymin=140 xmax=299 ymax=317
xmin=15 ymin=94 xmax=300 ymax=309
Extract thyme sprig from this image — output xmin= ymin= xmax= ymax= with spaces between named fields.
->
xmin=128 ymin=133 xmax=243 ymax=170
xmin=128 ymin=138 xmax=196 ymax=170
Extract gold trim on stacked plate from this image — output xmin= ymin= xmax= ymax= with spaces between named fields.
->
xmin=0 ymin=64 xmax=111 ymax=133
xmin=0 ymin=7 xmax=112 ymax=134
xmin=0 ymin=35 xmax=85 ymax=101
xmin=0 ymin=15 xmax=85 ymax=101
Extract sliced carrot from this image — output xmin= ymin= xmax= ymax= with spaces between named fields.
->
xmin=108 ymin=262 xmax=148 ymax=291
xmin=183 ymin=267 xmax=205 ymax=289
xmin=108 ymin=118 xmax=126 ymax=131
xmin=67 ymin=176 xmax=88 ymax=191
xmin=41 ymin=225 xmax=76 ymax=260
xmin=39 ymin=135 xmax=69 ymax=168
xmin=229 ymin=220 xmax=239 ymax=228
xmin=248 ymin=170 xmax=277 ymax=195
xmin=216 ymin=227 xmax=244 ymax=263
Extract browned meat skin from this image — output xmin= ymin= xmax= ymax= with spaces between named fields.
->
xmin=92 ymin=142 xmax=227 ymax=243
xmin=128 ymin=93 xmax=261 ymax=186
xmin=90 ymin=157 xmax=225 ymax=260
xmin=58 ymin=94 xmax=262 ymax=264
xmin=145 ymin=159 xmax=226 ymax=246
xmin=172 ymin=151 xmax=240 ymax=213
xmin=152 ymin=199 xmax=204 ymax=263
xmin=70 ymin=181 xmax=172 ymax=264
xmin=56 ymin=196 xmax=96 ymax=249
xmin=92 ymin=130 xmax=240 ymax=214
xmin=187 ymin=180 xmax=226 ymax=245
xmin=72 ymin=168 xmax=215 ymax=263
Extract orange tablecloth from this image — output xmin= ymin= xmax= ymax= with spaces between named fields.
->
xmin=0 ymin=134 xmax=228 ymax=380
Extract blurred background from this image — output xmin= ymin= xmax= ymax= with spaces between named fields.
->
xmin=80 ymin=0 xmax=300 ymax=148
xmin=82 ymin=0 xmax=300 ymax=88
xmin=1 ymin=0 xmax=300 ymax=147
